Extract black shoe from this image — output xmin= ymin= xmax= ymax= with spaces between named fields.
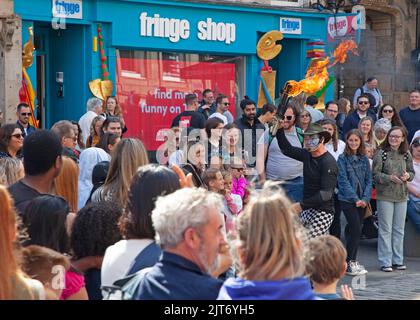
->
xmin=380 ymin=266 xmax=393 ymax=272
xmin=392 ymin=264 xmax=406 ymax=270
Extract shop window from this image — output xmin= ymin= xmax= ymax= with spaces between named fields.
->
xmin=116 ymin=49 xmax=244 ymax=150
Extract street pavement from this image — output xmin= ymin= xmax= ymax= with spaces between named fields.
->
xmin=338 ymin=238 xmax=420 ymax=300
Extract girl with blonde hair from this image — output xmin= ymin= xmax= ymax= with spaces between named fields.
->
xmin=91 ymin=138 xmax=149 ymax=206
xmin=0 ymin=157 xmax=24 ymax=186
xmin=217 ymin=183 xmax=315 ymax=300
xmin=86 ymin=116 xmax=105 ymax=148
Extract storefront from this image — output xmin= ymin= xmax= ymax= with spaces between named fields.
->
xmin=14 ymin=0 xmax=346 ymax=151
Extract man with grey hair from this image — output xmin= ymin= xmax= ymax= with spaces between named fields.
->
xmin=51 ymin=120 xmax=78 ymax=162
xmin=133 ymin=187 xmax=228 ymax=300
xmin=78 ymin=97 xmax=104 ymax=143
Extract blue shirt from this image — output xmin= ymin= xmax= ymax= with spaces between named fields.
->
xmin=217 ymin=277 xmax=317 ymax=300
xmin=342 ymin=110 xmax=377 ymax=138
xmin=399 ymin=106 xmax=420 ymax=142
xmin=315 ymin=292 xmax=342 ymax=300
xmin=133 ymin=251 xmax=223 ymax=300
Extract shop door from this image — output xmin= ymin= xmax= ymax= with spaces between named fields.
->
xmin=34 ymin=25 xmax=50 ymax=129
xmin=36 ymin=55 xmax=47 ymax=129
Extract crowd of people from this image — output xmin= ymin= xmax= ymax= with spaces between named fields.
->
xmin=0 ymin=77 xmax=420 ymax=300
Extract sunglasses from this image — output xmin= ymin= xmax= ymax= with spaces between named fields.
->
xmin=11 ymin=133 xmax=24 ymax=139
xmin=20 ymin=113 xmax=31 ymax=116
xmin=231 ymin=167 xmax=244 ymax=171
xmin=223 ymin=102 xmax=230 ymax=106
xmin=382 ymin=109 xmax=394 ymax=113
xmin=358 ymin=101 xmax=369 ymax=105
xmin=284 ymin=115 xmax=294 ymax=121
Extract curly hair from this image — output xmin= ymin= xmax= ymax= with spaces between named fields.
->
xmin=70 ymin=202 xmax=122 ymax=259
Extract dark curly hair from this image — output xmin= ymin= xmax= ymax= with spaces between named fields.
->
xmin=71 ymin=202 xmax=122 ymax=259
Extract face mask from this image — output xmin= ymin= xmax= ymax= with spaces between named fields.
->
xmin=305 ymin=135 xmax=321 ymax=151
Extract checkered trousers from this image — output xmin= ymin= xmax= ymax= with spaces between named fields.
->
xmin=300 ymin=209 xmax=334 ymax=238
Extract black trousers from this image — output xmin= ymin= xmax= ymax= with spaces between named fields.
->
xmin=340 ymin=201 xmax=365 ymax=262
xmin=329 ymin=194 xmax=342 ymax=239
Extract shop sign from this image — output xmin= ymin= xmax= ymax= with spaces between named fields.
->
xmin=327 ymin=16 xmax=356 ymax=42
xmin=139 ymin=12 xmax=236 ymax=44
xmin=52 ymin=0 xmax=82 ymax=19
xmin=279 ymin=18 xmax=302 ymax=35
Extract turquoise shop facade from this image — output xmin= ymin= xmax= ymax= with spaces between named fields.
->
xmin=14 ymin=0 xmax=343 ymax=135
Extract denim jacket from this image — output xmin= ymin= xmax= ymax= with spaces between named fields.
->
xmin=337 ymin=154 xmax=372 ymax=204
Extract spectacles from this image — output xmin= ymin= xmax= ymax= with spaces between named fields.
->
xmin=20 ymin=113 xmax=31 ymax=116
xmin=232 ymin=167 xmax=244 ymax=171
xmin=383 ymin=109 xmax=394 ymax=113
xmin=389 ymin=135 xmax=403 ymax=139
xmin=223 ymin=102 xmax=230 ymax=106
xmin=358 ymin=101 xmax=369 ymax=105
xmin=11 ymin=133 xmax=23 ymax=139
xmin=327 ymin=109 xmax=338 ymax=113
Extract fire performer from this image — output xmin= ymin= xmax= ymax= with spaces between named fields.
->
xmin=276 ymin=120 xmax=338 ymax=238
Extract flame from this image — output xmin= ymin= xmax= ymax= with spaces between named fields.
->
xmin=287 ymin=40 xmax=358 ymax=96
xmin=329 ymin=40 xmax=358 ymax=67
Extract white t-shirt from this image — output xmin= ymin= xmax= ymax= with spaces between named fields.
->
xmin=78 ymin=110 xmax=100 ymax=144
xmin=325 ymin=140 xmax=345 ymax=161
xmin=408 ymin=160 xmax=420 ymax=194
xmin=208 ymin=112 xmax=228 ymax=126
xmin=231 ymin=193 xmax=243 ymax=212
xmin=411 ymin=129 xmax=420 ymax=144
xmin=101 ymin=239 xmax=154 ymax=291
xmin=168 ymin=150 xmax=185 ymax=167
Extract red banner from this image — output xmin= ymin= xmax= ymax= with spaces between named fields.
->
xmin=327 ymin=16 xmax=356 ymax=42
xmin=116 ymin=56 xmax=236 ymax=150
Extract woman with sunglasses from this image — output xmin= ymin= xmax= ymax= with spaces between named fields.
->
xmin=0 ymin=123 xmax=24 ymax=159
xmin=373 ymin=126 xmax=414 ymax=272
xmin=378 ymin=104 xmax=404 ymax=128
xmin=297 ymin=110 xmax=312 ymax=133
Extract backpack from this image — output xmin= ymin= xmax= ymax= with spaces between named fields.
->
xmin=101 ymin=242 xmax=161 ymax=300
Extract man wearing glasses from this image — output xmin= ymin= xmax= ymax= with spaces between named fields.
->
xmin=343 ymin=94 xmax=377 ymax=137
xmin=51 ymin=120 xmax=79 ymax=162
xmin=256 ymin=105 xmax=304 ymax=202
xmin=16 ymin=103 xmax=36 ymax=138
xmin=208 ymin=95 xmax=230 ymax=126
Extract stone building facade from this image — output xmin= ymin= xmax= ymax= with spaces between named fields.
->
xmin=0 ymin=0 xmax=21 ymax=124
xmin=341 ymin=0 xmax=419 ymax=109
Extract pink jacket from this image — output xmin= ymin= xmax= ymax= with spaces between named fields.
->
xmin=232 ymin=176 xmax=247 ymax=199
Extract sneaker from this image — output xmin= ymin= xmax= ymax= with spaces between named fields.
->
xmin=354 ymin=261 xmax=368 ymax=275
xmin=346 ymin=261 xmax=365 ymax=276
xmin=392 ymin=264 xmax=407 ymax=270
xmin=381 ymin=266 xmax=393 ymax=272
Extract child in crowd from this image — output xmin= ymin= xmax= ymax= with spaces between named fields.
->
xmin=365 ymin=143 xmax=374 ymax=168
xmin=21 ymin=245 xmax=71 ymax=300
xmin=229 ymin=158 xmax=248 ymax=199
xmin=222 ymin=171 xmax=242 ymax=213
xmin=306 ymin=235 xmax=354 ymax=300
xmin=202 ymin=168 xmax=237 ymax=231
